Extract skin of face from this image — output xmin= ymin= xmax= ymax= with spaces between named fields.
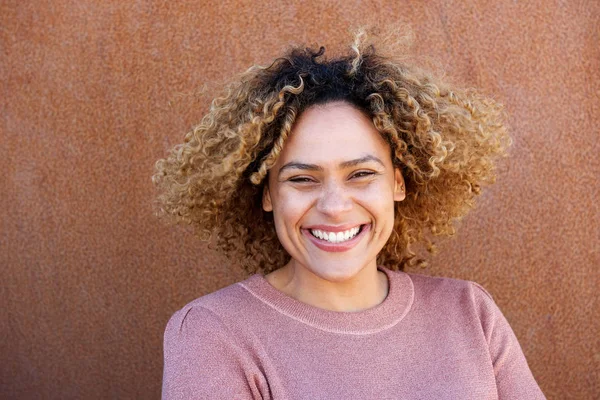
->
xmin=262 ymin=101 xmax=405 ymax=311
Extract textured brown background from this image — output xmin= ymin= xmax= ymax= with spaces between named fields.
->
xmin=1 ymin=0 xmax=598 ymax=399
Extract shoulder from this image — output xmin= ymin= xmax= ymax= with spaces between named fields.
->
xmin=405 ymin=271 xmax=492 ymax=300
xmin=164 ymin=276 xmax=257 ymax=339
xmin=162 ymin=277 xmax=273 ymax=398
xmin=403 ymin=271 xmax=513 ymax=341
xmin=403 ymin=271 xmax=499 ymax=322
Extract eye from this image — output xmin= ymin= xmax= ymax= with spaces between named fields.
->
xmin=288 ymin=176 xmax=316 ymax=183
xmin=350 ymin=170 xmax=376 ymax=179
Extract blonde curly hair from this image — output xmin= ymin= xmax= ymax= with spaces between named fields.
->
xmin=152 ymin=32 xmax=510 ymax=275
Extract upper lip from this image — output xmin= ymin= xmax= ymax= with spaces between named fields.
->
xmin=304 ymin=223 xmax=367 ymax=232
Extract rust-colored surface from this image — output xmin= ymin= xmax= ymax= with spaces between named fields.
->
xmin=1 ymin=1 xmax=598 ymax=399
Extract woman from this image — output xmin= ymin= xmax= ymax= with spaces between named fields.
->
xmin=153 ymin=32 xmax=546 ymax=399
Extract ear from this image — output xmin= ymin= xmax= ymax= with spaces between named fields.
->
xmin=262 ymin=183 xmax=273 ymax=212
xmin=393 ymin=168 xmax=406 ymax=202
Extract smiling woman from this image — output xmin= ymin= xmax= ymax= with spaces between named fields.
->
xmin=153 ymin=30 xmax=546 ymax=399
xmin=261 ymin=102 xmax=404 ymax=311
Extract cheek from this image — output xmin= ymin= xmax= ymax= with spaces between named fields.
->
xmin=272 ymin=189 xmax=313 ymax=229
xmin=358 ymin=181 xmax=396 ymax=208
xmin=355 ymin=184 xmax=397 ymax=232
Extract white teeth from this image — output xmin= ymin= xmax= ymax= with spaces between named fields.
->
xmin=310 ymin=226 xmax=362 ymax=243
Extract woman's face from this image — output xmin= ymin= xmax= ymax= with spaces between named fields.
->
xmin=263 ymin=101 xmax=405 ymax=282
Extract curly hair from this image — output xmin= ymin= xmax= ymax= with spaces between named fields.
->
xmin=152 ymin=31 xmax=510 ymax=275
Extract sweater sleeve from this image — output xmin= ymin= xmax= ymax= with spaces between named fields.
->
xmin=161 ymin=305 xmax=268 ymax=400
xmin=470 ymin=282 xmax=546 ymax=400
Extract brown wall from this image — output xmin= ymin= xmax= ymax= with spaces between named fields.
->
xmin=1 ymin=1 xmax=598 ymax=399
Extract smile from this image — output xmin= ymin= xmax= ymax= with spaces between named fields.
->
xmin=309 ymin=226 xmax=361 ymax=243
xmin=303 ymin=224 xmax=370 ymax=253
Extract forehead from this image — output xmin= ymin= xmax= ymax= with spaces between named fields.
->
xmin=276 ymin=101 xmax=392 ymax=165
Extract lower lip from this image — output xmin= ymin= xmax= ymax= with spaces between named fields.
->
xmin=303 ymin=224 xmax=371 ymax=253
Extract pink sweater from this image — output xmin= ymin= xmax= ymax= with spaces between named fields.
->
xmin=162 ymin=266 xmax=545 ymax=399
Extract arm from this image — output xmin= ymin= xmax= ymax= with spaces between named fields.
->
xmin=471 ymin=282 xmax=547 ymax=400
xmin=162 ymin=305 xmax=268 ymax=400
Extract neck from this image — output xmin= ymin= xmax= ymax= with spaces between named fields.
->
xmin=265 ymin=261 xmax=389 ymax=312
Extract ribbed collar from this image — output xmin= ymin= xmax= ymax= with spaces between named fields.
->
xmin=237 ymin=266 xmax=414 ymax=335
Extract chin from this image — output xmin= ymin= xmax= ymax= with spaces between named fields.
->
xmin=308 ymin=259 xmax=371 ymax=282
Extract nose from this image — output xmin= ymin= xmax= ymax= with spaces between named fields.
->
xmin=315 ymin=182 xmax=353 ymax=217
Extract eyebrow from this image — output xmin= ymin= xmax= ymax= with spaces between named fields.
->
xmin=278 ymin=155 xmax=385 ymax=176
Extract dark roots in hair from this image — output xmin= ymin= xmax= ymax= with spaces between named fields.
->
xmin=152 ymin=31 xmax=510 ymax=274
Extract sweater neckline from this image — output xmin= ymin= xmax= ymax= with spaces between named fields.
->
xmin=237 ymin=266 xmax=414 ymax=335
